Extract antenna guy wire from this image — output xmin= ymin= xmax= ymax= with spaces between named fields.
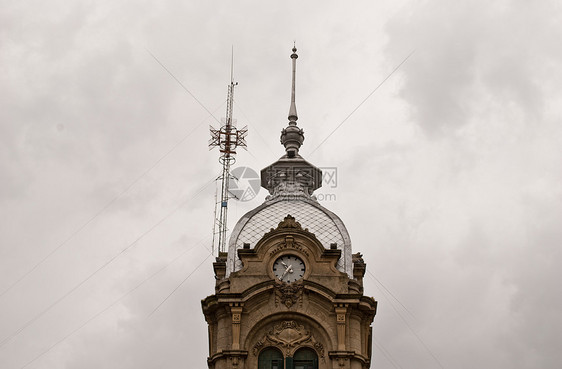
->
xmin=309 ymin=50 xmax=415 ymax=156
xmin=0 ymin=176 xmax=217 ymax=349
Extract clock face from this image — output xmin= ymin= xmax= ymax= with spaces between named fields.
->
xmin=273 ymin=255 xmax=305 ymax=283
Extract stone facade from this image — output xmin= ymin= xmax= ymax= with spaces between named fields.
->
xmin=202 ymin=215 xmax=377 ymax=369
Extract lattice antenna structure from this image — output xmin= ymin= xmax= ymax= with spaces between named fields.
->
xmin=209 ymin=54 xmax=248 ymax=255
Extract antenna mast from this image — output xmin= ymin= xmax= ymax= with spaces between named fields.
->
xmin=209 ymin=49 xmax=247 ymax=255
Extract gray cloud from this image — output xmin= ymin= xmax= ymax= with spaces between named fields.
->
xmin=1 ymin=1 xmax=562 ymax=369
xmin=385 ymin=0 xmax=559 ymax=136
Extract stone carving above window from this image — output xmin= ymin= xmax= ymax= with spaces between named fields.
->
xmin=252 ymin=320 xmax=324 ymax=358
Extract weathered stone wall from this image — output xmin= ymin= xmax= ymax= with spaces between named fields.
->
xmin=202 ymin=216 xmax=376 ymax=369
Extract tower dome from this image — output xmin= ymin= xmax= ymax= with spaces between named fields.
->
xmin=226 ymin=196 xmax=352 ymax=277
xmin=225 ymin=45 xmax=352 ymax=277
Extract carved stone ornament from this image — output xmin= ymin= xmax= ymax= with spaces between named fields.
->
xmin=264 ymin=177 xmax=317 ymax=201
xmin=276 ymin=214 xmax=303 ymax=230
xmin=352 ymin=252 xmax=365 ymax=265
xmin=274 ymin=281 xmax=303 ymax=308
xmin=269 ymin=235 xmax=310 ymax=258
xmin=252 ymin=321 xmax=324 ymax=358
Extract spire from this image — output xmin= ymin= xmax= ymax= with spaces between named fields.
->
xmin=281 ymin=44 xmax=304 ymax=158
xmin=262 ymin=45 xmax=322 ymax=200
xmin=288 ymin=44 xmax=298 ymax=123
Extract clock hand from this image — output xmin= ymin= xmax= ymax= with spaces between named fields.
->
xmin=281 ymin=267 xmax=290 ymax=280
xmin=281 ymin=263 xmax=295 ymax=280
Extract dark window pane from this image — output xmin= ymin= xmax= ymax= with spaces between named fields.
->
xmin=258 ymin=348 xmax=284 ymax=369
xmin=292 ymin=348 xmax=318 ymax=369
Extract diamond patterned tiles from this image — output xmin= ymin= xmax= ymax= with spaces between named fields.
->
xmin=230 ymin=199 xmax=348 ymax=274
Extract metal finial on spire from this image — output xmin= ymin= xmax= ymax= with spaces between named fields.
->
xmin=281 ymin=44 xmax=304 ymax=157
xmin=288 ymin=45 xmax=298 ymax=123
xmin=262 ymin=46 xmax=322 ymax=199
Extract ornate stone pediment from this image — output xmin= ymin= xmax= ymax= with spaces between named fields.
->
xmin=268 ymin=235 xmax=310 ymax=259
xmin=262 ymin=215 xmax=319 ymax=253
xmin=276 ymin=214 xmax=303 ymax=230
xmin=252 ymin=320 xmax=324 ymax=358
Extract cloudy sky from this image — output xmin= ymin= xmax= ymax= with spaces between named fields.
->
xmin=1 ymin=0 xmax=561 ymax=368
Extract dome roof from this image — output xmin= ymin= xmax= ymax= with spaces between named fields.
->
xmin=225 ymin=45 xmax=352 ymax=278
xmin=226 ymin=196 xmax=352 ymax=277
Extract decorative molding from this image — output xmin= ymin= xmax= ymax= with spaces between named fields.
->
xmin=266 ymin=181 xmax=312 ymax=201
xmin=252 ymin=320 xmax=324 ymax=358
xmin=276 ymin=215 xmax=303 ymax=230
xmin=265 ymin=214 xmax=313 ymax=236
xmin=274 ymin=281 xmax=303 ymax=308
xmin=269 ymin=235 xmax=310 ymax=258
xmin=314 ymin=341 xmax=325 ymax=357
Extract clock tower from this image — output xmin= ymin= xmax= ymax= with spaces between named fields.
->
xmin=201 ymin=46 xmax=377 ymax=369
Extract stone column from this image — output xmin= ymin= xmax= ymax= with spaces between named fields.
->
xmin=335 ymin=304 xmax=348 ymax=351
xmin=230 ymin=303 xmax=243 ymax=350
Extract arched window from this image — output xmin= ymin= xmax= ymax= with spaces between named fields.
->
xmin=292 ymin=347 xmax=318 ymax=369
xmin=258 ymin=347 xmax=284 ymax=369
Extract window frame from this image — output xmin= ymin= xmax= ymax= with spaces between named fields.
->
xmin=258 ymin=347 xmax=285 ymax=369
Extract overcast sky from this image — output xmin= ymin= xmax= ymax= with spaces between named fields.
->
xmin=1 ymin=1 xmax=561 ymax=368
